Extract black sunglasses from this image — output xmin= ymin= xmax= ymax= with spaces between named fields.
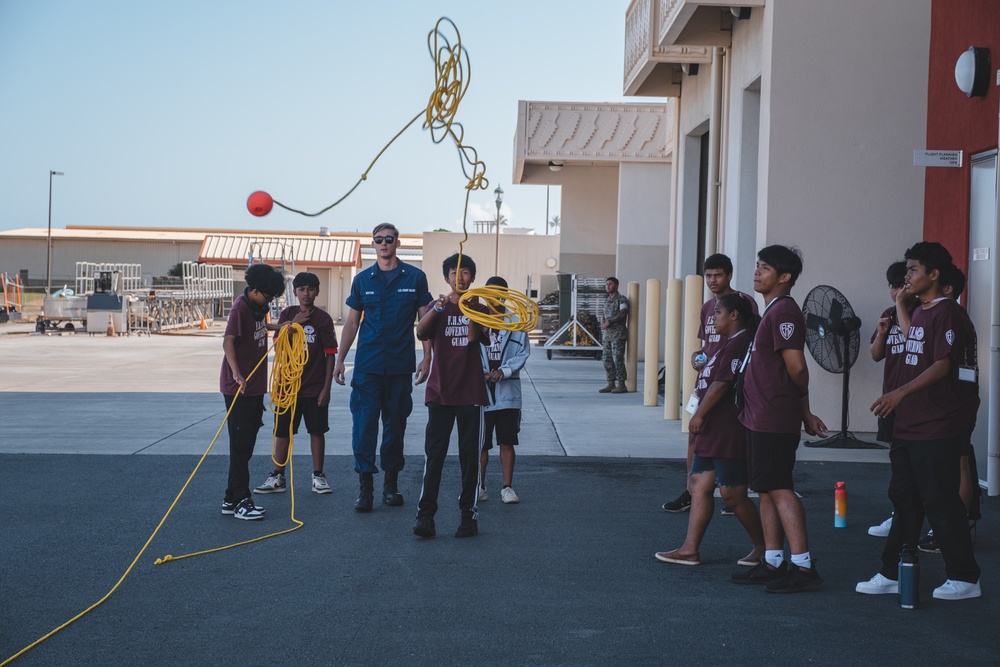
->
xmin=373 ymin=235 xmax=396 ymax=245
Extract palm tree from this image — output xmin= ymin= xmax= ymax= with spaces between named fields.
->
xmin=547 ymin=214 xmax=560 ymax=234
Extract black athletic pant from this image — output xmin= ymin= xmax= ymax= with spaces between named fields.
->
xmin=417 ymin=402 xmax=483 ymax=520
xmin=223 ymin=393 xmax=265 ymax=504
xmin=880 ymin=436 xmax=981 ymax=584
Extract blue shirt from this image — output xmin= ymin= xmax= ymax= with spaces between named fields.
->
xmin=346 ymin=260 xmax=433 ymax=375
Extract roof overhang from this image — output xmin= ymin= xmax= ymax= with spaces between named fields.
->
xmin=512 ymin=101 xmax=674 ymax=185
xmin=624 ymin=0 xmax=764 ymax=97
xmin=199 ymin=235 xmax=360 ymax=268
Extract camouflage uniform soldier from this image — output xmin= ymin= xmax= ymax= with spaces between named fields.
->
xmin=599 ymin=276 xmax=629 ymax=394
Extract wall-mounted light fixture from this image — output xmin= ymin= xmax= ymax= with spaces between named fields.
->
xmin=955 ymin=46 xmax=991 ymax=98
xmin=681 ymin=63 xmax=699 ymax=76
xmin=730 ymin=7 xmax=751 ymax=20
xmin=548 ymin=160 xmax=564 ymax=172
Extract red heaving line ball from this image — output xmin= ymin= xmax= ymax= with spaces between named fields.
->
xmin=247 ymin=191 xmax=273 ymax=217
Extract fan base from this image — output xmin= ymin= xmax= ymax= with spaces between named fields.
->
xmin=804 ymin=431 xmax=885 ymax=449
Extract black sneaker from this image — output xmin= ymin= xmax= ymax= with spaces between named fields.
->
xmin=766 ymin=562 xmax=823 ymax=594
xmin=413 ymin=515 xmax=436 ymax=538
xmin=732 ymin=560 xmax=787 ymax=585
xmin=662 ymin=490 xmax=692 ymax=513
xmin=455 ymin=517 xmax=479 ymax=538
xmin=720 ymin=505 xmax=735 ymax=516
xmin=233 ymin=497 xmax=265 ymax=521
xmin=221 ymin=500 xmax=265 ymax=515
xmin=918 ymin=530 xmax=941 ymax=554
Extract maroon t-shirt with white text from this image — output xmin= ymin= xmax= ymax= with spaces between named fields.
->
xmin=739 ymin=296 xmax=806 ymax=434
xmin=870 ymin=305 xmax=909 ymax=394
xmin=892 ymin=298 xmax=967 ymax=440
xmin=424 ymin=301 xmax=490 ymax=407
xmin=274 ymin=306 xmax=338 ymax=397
xmin=219 ymin=295 xmax=269 ymax=396
xmin=694 ymin=329 xmax=751 ymax=459
xmin=699 ymin=292 xmax=758 ymax=361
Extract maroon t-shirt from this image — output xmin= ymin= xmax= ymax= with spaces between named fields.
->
xmin=694 ymin=328 xmax=751 ymax=459
xmin=892 ymin=298 xmax=967 ymax=440
xmin=424 ymin=301 xmax=490 ymax=407
xmin=739 ymin=296 xmax=806 ymax=434
xmin=870 ymin=305 xmax=909 ymax=394
xmin=274 ymin=306 xmax=338 ymax=397
xmin=950 ymin=303 xmax=980 ymax=433
xmin=698 ymin=292 xmax=758 ymax=361
xmin=219 ymin=295 xmax=269 ymax=396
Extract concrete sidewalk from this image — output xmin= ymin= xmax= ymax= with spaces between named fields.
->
xmin=0 ymin=328 xmax=888 ymax=464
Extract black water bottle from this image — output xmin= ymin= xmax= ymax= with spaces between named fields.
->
xmin=898 ymin=545 xmax=920 ymax=609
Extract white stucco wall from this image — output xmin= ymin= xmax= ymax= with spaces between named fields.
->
xmin=422 ymin=232 xmax=560 ymax=298
xmin=617 ymin=162 xmax=672 ymax=361
xmin=757 ymin=0 xmax=932 ymax=433
xmin=554 ymin=166 xmax=619 ymax=279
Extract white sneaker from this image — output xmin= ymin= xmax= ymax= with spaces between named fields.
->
xmin=868 ymin=515 xmax=893 ymax=537
xmin=254 ymin=472 xmax=286 ymax=494
xmin=932 ymin=579 xmax=982 ymax=600
xmin=501 ymin=486 xmax=519 ymax=504
xmin=312 ymin=473 xmax=332 ymax=494
xmin=856 ymin=573 xmax=898 ymax=594
xmin=478 ymin=487 xmax=488 ymax=502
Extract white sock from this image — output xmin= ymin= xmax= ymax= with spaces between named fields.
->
xmin=791 ymin=552 xmax=812 ymax=569
xmin=765 ymin=550 xmax=784 ymax=568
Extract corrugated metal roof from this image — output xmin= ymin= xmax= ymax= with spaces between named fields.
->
xmin=199 ymin=234 xmax=359 ymax=267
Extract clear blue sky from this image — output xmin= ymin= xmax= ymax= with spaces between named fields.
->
xmin=0 ymin=1 xmax=631 ymax=236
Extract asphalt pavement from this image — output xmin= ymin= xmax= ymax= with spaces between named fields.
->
xmin=0 ymin=326 xmax=995 ymax=665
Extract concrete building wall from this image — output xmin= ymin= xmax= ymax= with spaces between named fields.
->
xmin=553 ymin=166 xmax=619 ymax=279
xmin=421 ymin=231 xmax=560 ymax=297
xmin=617 ymin=162 xmax=672 ymax=360
xmin=758 ymin=0 xmax=931 ymax=433
xmin=722 ymin=10 xmax=765 ymax=289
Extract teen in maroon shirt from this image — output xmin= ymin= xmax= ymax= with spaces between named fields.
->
xmin=664 ymin=253 xmax=757 ymax=514
xmin=859 ymin=242 xmax=981 ymax=601
xmin=732 ymin=245 xmax=827 ymax=594
xmin=655 ymin=292 xmax=764 ymax=568
xmin=220 ymin=263 xmax=309 ymax=521
xmin=413 ymin=253 xmax=489 ymax=539
xmin=253 ymin=272 xmax=339 ymax=497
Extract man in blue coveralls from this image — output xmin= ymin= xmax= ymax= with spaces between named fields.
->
xmin=334 ymin=223 xmax=434 ymax=512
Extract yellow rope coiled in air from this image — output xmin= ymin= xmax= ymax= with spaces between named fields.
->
xmin=459 ymin=285 xmax=539 ymax=333
xmin=1 ymin=324 xmax=309 ymax=666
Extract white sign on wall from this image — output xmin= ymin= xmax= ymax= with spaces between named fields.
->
xmin=913 ymin=150 xmax=963 ymax=168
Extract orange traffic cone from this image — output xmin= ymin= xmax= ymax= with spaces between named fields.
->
xmin=199 ymin=316 xmax=207 ymax=330
xmin=106 ymin=316 xmax=116 ymax=337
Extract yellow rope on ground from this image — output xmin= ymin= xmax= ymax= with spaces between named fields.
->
xmin=1 ymin=325 xmax=309 ymax=666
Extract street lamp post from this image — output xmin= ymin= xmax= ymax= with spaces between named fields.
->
xmin=494 ymin=184 xmax=504 ymax=275
xmin=46 ymin=170 xmax=65 ymax=295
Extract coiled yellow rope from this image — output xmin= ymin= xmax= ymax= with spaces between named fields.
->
xmin=459 ymin=285 xmax=539 ymax=333
xmin=1 ymin=324 xmax=308 ymax=666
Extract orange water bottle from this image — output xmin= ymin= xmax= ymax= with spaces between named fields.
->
xmin=834 ymin=481 xmax=847 ymax=528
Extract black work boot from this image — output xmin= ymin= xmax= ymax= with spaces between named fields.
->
xmin=354 ymin=472 xmax=374 ymax=513
xmin=382 ymin=470 xmax=404 ymax=506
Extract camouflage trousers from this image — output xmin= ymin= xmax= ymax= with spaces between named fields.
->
xmin=602 ymin=333 xmax=627 ymax=383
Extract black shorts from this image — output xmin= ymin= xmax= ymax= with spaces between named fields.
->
xmin=483 ymin=409 xmax=520 ymax=450
xmin=746 ymin=430 xmax=800 ymax=492
xmin=274 ymin=395 xmax=329 ymax=436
